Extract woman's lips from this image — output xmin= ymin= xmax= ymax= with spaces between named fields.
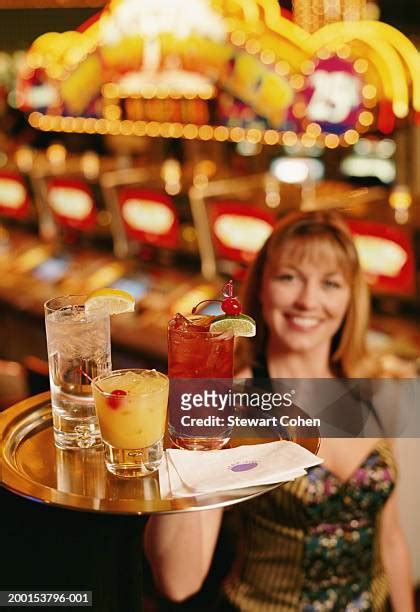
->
xmin=284 ymin=315 xmax=322 ymax=331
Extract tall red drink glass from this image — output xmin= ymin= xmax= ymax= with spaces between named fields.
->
xmin=168 ymin=314 xmax=234 ymax=450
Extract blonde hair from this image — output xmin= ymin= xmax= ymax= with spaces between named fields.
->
xmin=235 ymin=210 xmax=370 ymax=376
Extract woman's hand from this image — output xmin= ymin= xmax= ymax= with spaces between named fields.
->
xmin=144 ymin=509 xmax=223 ymax=602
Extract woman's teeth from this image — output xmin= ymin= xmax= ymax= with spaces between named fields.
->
xmin=288 ymin=316 xmax=320 ymax=329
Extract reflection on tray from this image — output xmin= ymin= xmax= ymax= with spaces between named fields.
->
xmin=55 ymin=448 xmax=160 ymax=503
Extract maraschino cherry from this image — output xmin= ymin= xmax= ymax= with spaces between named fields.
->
xmin=191 ymin=280 xmax=242 ymax=315
xmin=107 ymin=389 xmax=127 ymax=410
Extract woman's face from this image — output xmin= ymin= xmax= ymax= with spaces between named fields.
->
xmin=261 ymin=239 xmax=351 ymax=355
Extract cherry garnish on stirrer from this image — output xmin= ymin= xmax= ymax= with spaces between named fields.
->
xmin=79 ymin=368 xmax=127 ymax=410
xmin=191 ymin=280 xmax=242 ymax=315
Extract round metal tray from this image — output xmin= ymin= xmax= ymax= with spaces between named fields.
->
xmin=0 ymin=393 xmax=285 ymax=515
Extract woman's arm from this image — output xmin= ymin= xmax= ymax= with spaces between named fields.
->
xmin=380 ymin=491 xmax=414 ymax=612
xmin=144 ymin=508 xmax=223 ymax=602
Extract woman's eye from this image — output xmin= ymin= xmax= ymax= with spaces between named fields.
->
xmin=276 ymin=273 xmax=295 ymax=282
xmin=323 ymin=279 xmax=341 ymax=289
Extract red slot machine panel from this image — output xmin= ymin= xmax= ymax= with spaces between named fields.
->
xmin=347 ymin=219 xmax=416 ymax=297
xmin=0 ymin=171 xmax=31 ymax=219
xmin=46 ymin=178 xmax=96 ymax=231
xmin=118 ymin=189 xmax=180 ymax=249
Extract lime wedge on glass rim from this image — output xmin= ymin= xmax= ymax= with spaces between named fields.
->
xmin=209 ymin=314 xmax=256 ymax=337
xmin=85 ymin=288 xmax=135 ymax=316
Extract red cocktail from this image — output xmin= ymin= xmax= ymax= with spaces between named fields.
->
xmin=168 ymin=314 xmax=234 ymax=449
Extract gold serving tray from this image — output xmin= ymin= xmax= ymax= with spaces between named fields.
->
xmin=0 ymin=393 xmax=281 ymax=515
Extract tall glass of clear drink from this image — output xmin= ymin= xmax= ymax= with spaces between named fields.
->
xmin=168 ymin=314 xmax=234 ymax=450
xmin=92 ymin=369 xmax=169 ymax=477
xmin=45 ymin=295 xmax=111 ymax=450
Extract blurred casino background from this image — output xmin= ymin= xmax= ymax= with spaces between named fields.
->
xmin=0 ymin=0 xmax=418 ymax=589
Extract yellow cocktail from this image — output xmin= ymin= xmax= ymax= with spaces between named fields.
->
xmin=92 ymin=369 xmax=169 ymax=477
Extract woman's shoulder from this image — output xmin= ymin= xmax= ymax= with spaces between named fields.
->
xmin=350 ymin=352 xmax=416 ymax=378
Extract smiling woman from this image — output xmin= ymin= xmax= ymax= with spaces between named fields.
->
xmin=236 ymin=210 xmax=369 ymax=378
xmin=145 ymin=210 xmax=414 ymax=611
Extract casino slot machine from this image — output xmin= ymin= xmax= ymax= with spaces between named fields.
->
xmin=8 ymin=148 xmax=129 ymax=316
xmin=100 ymin=160 xmax=219 ymax=361
xmin=0 ymin=165 xmax=53 ymax=294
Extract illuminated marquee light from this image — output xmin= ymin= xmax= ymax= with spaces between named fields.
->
xmin=298 ymin=57 xmax=364 ymax=134
xmin=118 ymin=189 xmax=179 ymax=248
xmin=47 ymin=179 xmax=97 ymax=230
xmin=22 ymin=0 xmax=419 ymax=140
xmin=210 ymin=200 xmax=275 ymax=263
xmin=0 ymin=173 xmax=31 ymax=218
xmin=308 ymin=21 xmax=420 ymax=113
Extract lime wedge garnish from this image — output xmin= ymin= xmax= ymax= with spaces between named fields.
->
xmin=209 ymin=314 xmax=256 ymax=337
xmin=85 ymin=288 xmax=135 ymax=316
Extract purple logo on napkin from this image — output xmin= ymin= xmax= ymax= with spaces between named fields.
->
xmin=230 ymin=461 xmax=258 ymax=472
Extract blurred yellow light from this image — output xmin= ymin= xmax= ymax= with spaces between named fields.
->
xmin=46 ymin=143 xmax=66 ymax=165
xmin=195 ymin=160 xmax=216 ymax=177
xmin=301 ymin=60 xmax=315 ymax=75
xmin=183 ymin=124 xmax=199 ymax=139
xmin=343 ymin=129 xmax=359 ymax=145
xmin=74 ymin=117 xmax=85 ymax=132
xmin=337 ymin=45 xmax=351 ymax=59
xmin=275 ymin=60 xmax=289 ymax=76
xmin=362 ymin=84 xmax=377 ymax=100
xmin=324 ymin=134 xmax=340 ymax=148
xmin=27 ymin=52 xmax=43 ymax=69
xmin=290 ymin=74 xmax=305 ymax=90
xmin=245 ymin=39 xmax=261 ymax=55
xmin=29 ymin=112 xmax=41 ymax=128
xmin=306 ymin=122 xmax=321 ymax=137
xmin=292 ymin=102 xmax=306 ymax=119
xmin=159 ymin=123 xmax=171 ymax=138
xmin=169 ymin=123 xmax=183 ymax=138
xmin=134 ymin=121 xmax=146 ymax=136
xmin=389 ymin=186 xmax=412 ymax=210
xmin=261 ymin=50 xmax=276 ymax=65
xmin=354 ymin=58 xmax=368 ymax=74
xmin=104 ymin=105 xmax=121 ymax=121
xmin=145 ymin=122 xmax=160 ymax=137
xmin=96 ymin=119 xmax=108 ymax=135
xmin=121 ymin=120 xmax=134 ymax=136
xmin=246 ymin=128 xmax=262 ymax=143
xmin=15 ymin=147 xmax=34 ymax=172
xmin=230 ymin=127 xmax=245 ymax=142
xmin=61 ymin=117 xmax=74 ymax=133
xmin=102 ymin=83 xmax=119 ymax=99
xmin=85 ymin=118 xmax=96 ymax=134
xmin=283 ymin=131 xmax=298 ymax=146
xmin=264 ymin=130 xmax=280 ymax=145
xmin=358 ymin=111 xmax=374 ymax=126
xmin=214 ymin=126 xmax=229 ymax=141
xmin=393 ymin=101 xmax=408 ymax=118
xmin=301 ymin=133 xmax=316 ymax=148
xmin=230 ymin=30 xmax=246 ymax=46
xmin=198 ymin=125 xmax=213 ymax=140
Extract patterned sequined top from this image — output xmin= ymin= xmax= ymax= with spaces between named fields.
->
xmin=223 ymin=439 xmax=396 ymax=611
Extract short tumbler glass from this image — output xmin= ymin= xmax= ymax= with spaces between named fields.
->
xmin=45 ymin=295 xmax=111 ymax=450
xmin=92 ymin=369 xmax=169 ymax=478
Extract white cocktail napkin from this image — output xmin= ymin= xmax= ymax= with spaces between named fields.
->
xmin=159 ymin=441 xmax=322 ymax=498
